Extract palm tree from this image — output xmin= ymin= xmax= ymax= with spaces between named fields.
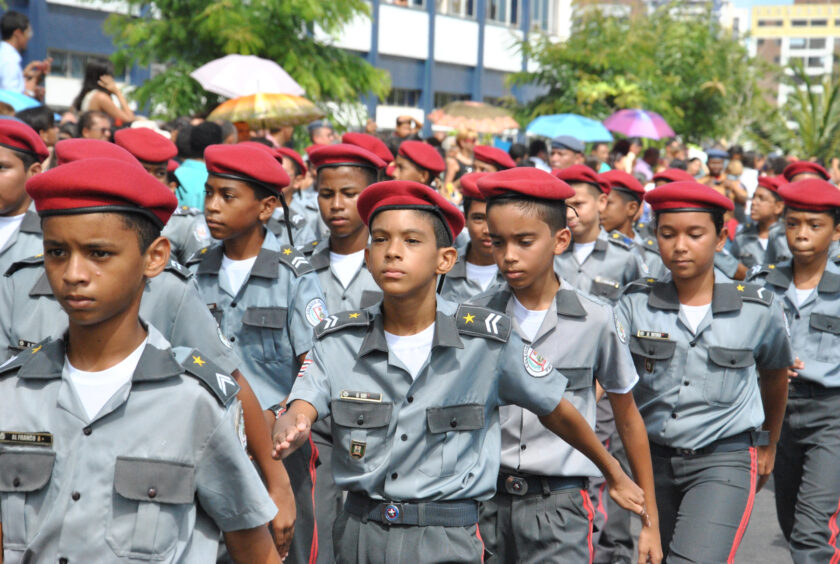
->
xmin=784 ymin=59 xmax=840 ymax=162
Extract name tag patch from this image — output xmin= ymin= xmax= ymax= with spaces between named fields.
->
xmin=0 ymin=431 xmax=53 ymax=447
xmin=637 ymin=330 xmax=670 ymax=340
xmin=17 ymin=339 xmax=36 ymax=350
xmin=339 ymin=390 xmax=382 ymax=403
xmin=350 ymin=440 xmax=366 ymax=459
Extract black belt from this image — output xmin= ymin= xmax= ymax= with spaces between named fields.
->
xmin=789 ymin=380 xmax=840 ymax=399
xmin=344 ymin=491 xmax=478 ymax=527
xmin=497 ymin=473 xmax=588 ymax=497
xmin=650 ymin=430 xmax=768 ymax=458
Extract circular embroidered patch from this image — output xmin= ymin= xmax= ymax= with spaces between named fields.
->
xmin=523 ymin=345 xmax=553 ymax=378
xmin=614 ymin=310 xmax=627 ymax=344
xmin=305 ymin=298 xmax=328 ymax=327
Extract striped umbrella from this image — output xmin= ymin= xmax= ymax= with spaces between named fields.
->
xmin=428 ymin=101 xmax=519 ymax=134
xmin=207 ymin=93 xmax=324 ymax=128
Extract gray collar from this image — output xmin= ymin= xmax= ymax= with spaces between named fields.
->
xmin=565 ymin=233 xmax=608 ymax=254
xmin=30 ymin=271 xmax=53 ymax=297
xmin=20 ymin=210 xmax=41 ymax=234
xmin=648 ymin=281 xmax=742 ymax=314
xmin=196 ymin=244 xmax=281 ymax=279
xmin=764 ymin=263 xmax=840 ymax=294
xmin=447 ymin=252 xmax=468 ymax=279
xmin=309 ymin=241 xmax=331 ymax=271
xmin=358 ymin=307 xmax=463 ymax=357
xmin=485 ymin=285 xmax=586 ymax=318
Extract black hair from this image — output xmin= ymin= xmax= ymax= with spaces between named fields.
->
xmin=77 ymin=110 xmax=110 ymax=138
xmin=669 ymin=158 xmax=687 ymax=170
xmin=462 ymin=197 xmax=476 ymax=217
xmin=742 ymin=151 xmax=759 ymax=169
xmin=369 ymin=208 xmax=452 ymax=248
xmin=58 ymin=122 xmax=77 ymax=139
xmin=1 ymin=11 xmax=29 ymax=41
xmin=16 ymin=106 xmax=54 ymax=135
xmin=508 ymin=143 xmax=527 ymax=162
xmin=485 ymin=194 xmax=567 ymax=233
xmin=784 ymin=205 xmax=840 ymax=226
xmin=769 ymin=156 xmax=787 ymax=175
xmin=728 ymin=145 xmax=743 ymax=158
xmin=12 ymin=147 xmax=38 ymax=170
xmin=189 ymin=122 xmax=222 ymax=159
xmin=317 ymin=164 xmax=378 ymax=188
xmin=653 ymin=209 xmax=726 ymax=235
xmin=246 ymin=137 xmax=273 ymax=147
xmin=528 ymin=139 xmax=547 ymax=157
xmin=72 ymin=59 xmax=115 ymax=111
xmin=583 ymin=156 xmax=601 ymax=173
xmin=613 ymin=188 xmax=641 ymax=205
xmin=119 ymin=212 xmax=163 ymax=253
xmin=611 ymin=139 xmax=631 ymax=157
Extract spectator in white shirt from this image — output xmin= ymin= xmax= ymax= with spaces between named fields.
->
xmin=0 ymin=11 xmax=51 ymax=99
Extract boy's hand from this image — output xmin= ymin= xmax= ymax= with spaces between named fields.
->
xmin=756 ymin=443 xmax=776 ymax=492
xmin=272 ymin=412 xmax=311 ymax=460
xmin=268 ymin=491 xmax=295 ymax=559
xmin=637 ymin=523 xmax=663 ymax=564
xmin=606 ymin=466 xmax=646 ymax=517
xmin=788 ymin=357 xmax=804 ymax=382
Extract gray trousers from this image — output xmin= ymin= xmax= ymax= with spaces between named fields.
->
xmin=334 ymin=512 xmax=483 ymax=564
xmin=313 ymin=417 xmax=342 ymax=564
xmin=653 ymin=448 xmax=757 ymax=564
xmin=284 ymin=438 xmax=318 ymax=564
xmin=774 ymin=389 xmax=840 ymax=564
xmin=479 ymin=486 xmax=595 ymax=563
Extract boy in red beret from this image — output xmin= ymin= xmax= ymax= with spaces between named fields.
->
xmin=0 ymin=157 xmax=283 ymax=563
xmin=619 ymin=181 xmax=792 ymax=563
xmin=275 ymin=146 xmax=322 ymax=233
xmin=272 ymin=179 xmax=646 ymax=564
xmin=473 ymin=144 xmax=516 ymax=173
xmin=266 ymin=146 xmax=320 ymax=246
xmin=731 ymin=176 xmax=787 ymax=269
xmin=392 ymin=140 xmax=445 ymax=186
xmin=749 ymin=179 xmax=840 ymax=563
xmin=782 ymin=161 xmax=830 ymax=183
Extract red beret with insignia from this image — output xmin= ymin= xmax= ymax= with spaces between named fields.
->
xmin=554 ymin=164 xmax=608 ymax=193
xmin=309 ymin=143 xmax=387 ymax=172
xmin=473 ymin=145 xmax=516 ymax=170
xmin=398 ymin=140 xmax=446 ymax=174
xmin=778 ymin=179 xmax=840 ymax=211
xmin=114 ymin=128 xmax=177 ymax=164
xmin=26 ymin=157 xmax=178 ymax=227
xmin=644 ymin=181 xmax=734 ymax=212
xmin=600 ymin=170 xmax=644 ymax=200
xmin=55 ymin=138 xmax=140 ymax=166
xmin=458 ymin=171 xmax=489 ymax=201
xmin=357 ymin=180 xmax=465 ymax=243
xmin=274 ymin=146 xmax=307 ymax=176
xmin=653 ymin=169 xmax=696 ymax=185
xmin=757 ymin=175 xmax=784 ymax=193
xmin=0 ymin=118 xmax=48 ymax=162
xmin=342 ymin=132 xmax=394 ymax=164
xmin=205 ymin=144 xmax=290 ymax=194
xmin=476 ymin=167 xmax=574 ymax=201
xmin=782 ymin=161 xmax=829 ymax=182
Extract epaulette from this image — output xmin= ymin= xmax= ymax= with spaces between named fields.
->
xmin=164 ymin=259 xmax=193 ymax=280
xmin=622 ymin=277 xmax=657 ymax=295
xmin=174 ymin=205 xmax=200 ymax=217
xmin=639 ymin=237 xmax=658 ymax=251
xmin=290 ymin=213 xmax=306 ymax=229
xmin=314 ymin=310 xmax=371 ymax=338
xmin=746 ymin=263 xmax=772 ymax=282
xmin=179 ymin=348 xmax=240 ymax=406
xmin=4 ymin=254 xmax=44 ymax=277
xmin=608 ymin=231 xmax=634 ymax=250
xmin=455 ymin=304 xmax=511 ymax=343
xmin=277 ymin=245 xmax=314 ymax=276
xmin=185 ymin=246 xmax=211 ymax=266
xmin=833 ymin=252 xmax=840 ymax=265
xmin=301 ymin=239 xmax=321 ymax=256
xmin=733 ymin=282 xmax=773 ymax=306
xmin=0 ymin=339 xmax=48 ymax=378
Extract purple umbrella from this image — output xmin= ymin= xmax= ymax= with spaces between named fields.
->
xmin=603 ymin=109 xmax=675 ymax=140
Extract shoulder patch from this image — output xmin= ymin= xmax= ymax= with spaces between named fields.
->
xmin=622 ymin=277 xmax=656 ymax=295
xmin=180 ymin=349 xmax=240 ymax=406
xmin=608 ymin=231 xmax=634 ymax=249
xmin=455 ymin=304 xmax=511 ymax=343
xmin=4 ymin=254 xmax=44 ymax=277
xmin=0 ymin=352 xmax=26 ymax=378
xmin=746 ymin=264 xmax=770 ymax=282
xmin=165 ymin=259 xmax=193 ymax=279
xmin=185 ymin=246 xmax=211 ymax=266
xmin=301 ymin=240 xmax=320 ymax=256
xmin=734 ymin=282 xmax=773 ymax=306
xmin=314 ymin=310 xmax=371 ymax=338
xmin=277 ymin=245 xmax=314 ymax=276
xmin=290 ymin=213 xmax=306 ymax=229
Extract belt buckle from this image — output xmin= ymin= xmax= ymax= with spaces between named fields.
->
xmin=675 ymin=447 xmax=696 ymax=457
xmin=381 ymin=503 xmax=403 ymax=525
xmin=504 ymin=476 xmax=528 ymax=496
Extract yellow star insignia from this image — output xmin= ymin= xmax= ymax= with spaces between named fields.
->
xmin=200 ymin=247 xmax=208 ymax=254
xmin=283 ymin=248 xmax=293 ymax=255
xmin=769 ymin=264 xmax=776 ymax=269
xmin=647 ymin=278 xmax=656 ymax=283
xmin=31 ymin=345 xmax=42 ymax=354
xmin=35 ymin=253 xmax=43 ymax=258
xmin=192 ymin=355 xmax=206 ymax=367
xmin=647 ymin=240 xmax=654 ymax=245
xmin=612 ymin=232 xmax=619 ymax=238
xmin=463 ymin=313 xmax=475 ymax=324
xmin=736 ymin=284 xmax=745 ymax=292
xmin=349 ymin=312 xmax=360 ymax=319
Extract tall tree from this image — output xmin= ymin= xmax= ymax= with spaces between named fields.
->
xmin=104 ymin=0 xmax=390 ymax=119
xmin=783 ymin=59 xmax=840 ymax=162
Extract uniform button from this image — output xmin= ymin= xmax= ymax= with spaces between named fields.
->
xmin=671 ymin=413 xmax=677 ymax=419
xmin=231 ymin=302 xmax=237 ymax=308
xmin=730 ymin=359 xmax=736 ymax=365
xmin=83 ymin=426 xmax=92 ymax=436
xmin=12 ymin=477 xmax=20 ymax=487
xmin=684 ymin=381 xmax=689 ymax=386
xmin=391 ymin=472 xmax=398 ymax=480
xmin=407 ymin=396 xmax=414 ymax=403
xmin=690 ymin=342 xmax=696 ymax=347
xmin=401 ymin=434 xmax=408 ymax=441
xmin=449 ymin=418 xmax=457 ymax=428
xmin=71 ymin=491 xmax=80 ymax=501
xmin=229 ymin=336 xmax=236 ymax=342
xmin=147 ymin=488 xmax=157 ymax=499
xmin=342 ymin=296 xmax=347 ymax=301
xmin=521 ymin=444 xmax=527 ymax=450
xmin=356 ymin=415 xmax=365 ymax=425
xmin=59 ymin=558 xmax=68 ymax=564
xmin=795 ymin=314 xmax=801 ymax=319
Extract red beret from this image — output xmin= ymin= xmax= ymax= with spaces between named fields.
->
xmin=644 ymin=181 xmax=734 ymax=212
xmin=458 ymin=171 xmax=489 ymax=201
xmin=167 ymin=159 xmax=179 ymax=173
xmin=653 ymin=169 xmax=696 ymax=185
xmin=554 ymin=164 xmax=608 ymax=193
xmin=756 ymin=175 xmax=784 ymax=193
xmin=205 ymin=144 xmax=290 ymax=194
xmin=600 ymin=170 xmax=644 ymax=199
xmin=783 ymin=161 xmax=829 ymax=182
xmin=0 ymin=119 xmax=48 ymax=162
xmin=398 ymin=140 xmax=445 ymax=174
xmin=26 ymin=157 xmax=177 ymax=227
xmin=385 ymin=163 xmax=395 ymax=178
xmin=476 ymin=167 xmax=574 ymax=201
xmin=55 ymin=138 xmax=140 ymax=166
xmin=473 ymin=145 xmax=516 ymax=170
xmin=778 ymin=179 xmax=840 ymax=211
xmin=114 ymin=128 xmax=177 ymax=164
xmin=274 ymin=147 xmax=307 ymax=176
xmin=309 ymin=143 xmax=386 ymax=171
xmin=357 ymin=180 xmax=464 ymax=243
xmin=342 ymin=132 xmax=394 ymax=164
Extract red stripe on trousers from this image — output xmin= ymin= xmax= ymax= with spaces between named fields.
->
xmin=828 ymin=496 xmax=840 ymax=564
xmin=476 ymin=523 xmax=485 ymax=563
xmin=581 ymin=489 xmax=595 ymax=564
xmin=727 ymin=447 xmax=757 ymax=564
xmin=308 ymin=436 xmax=319 ymax=564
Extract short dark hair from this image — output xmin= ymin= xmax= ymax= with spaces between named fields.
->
xmin=654 ymin=209 xmax=725 ymax=235
xmin=742 ymin=151 xmax=759 ymax=169
xmin=784 ymin=205 xmax=840 ymax=226
xmin=1 ymin=11 xmax=29 ymax=40
xmin=119 ymin=212 xmax=163 ymax=253
xmin=462 ymin=197 xmax=476 ymax=217
xmin=316 ymin=165 xmax=377 ymax=189
xmin=528 ymin=139 xmax=547 ymax=157
xmin=486 ymin=194 xmax=567 ymax=233
xmin=669 ymin=158 xmax=687 ymax=170
xmin=77 ymin=111 xmax=110 ymax=138
xmin=369 ymin=208 xmax=452 ymax=248
xmin=508 ymin=143 xmax=527 ymax=161
xmin=613 ymin=188 xmax=640 ymax=206
xmin=16 ymin=106 xmax=54 ymax=134
xmin=189 ymin=122 xmax=222 ymax=159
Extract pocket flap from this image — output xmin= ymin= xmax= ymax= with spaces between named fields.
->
xmin=810 ymin=313 xmax=840 ymax=335
xmin=114 ymin=457 xmax=195 ymax=504
xmin=708 ymin=347 xmax=755 ymax=369
xmin=0 ymin=450 xmax=55 ymax=492
xmin=242 ymin=307 xmax=287 ymax=329
xmin=629 ymin=336 xmax=677 ymax=360
xmin=591 ymin=278 xmax=621 ymax=299
xmin=427 ymin=404 xmax=485 ymax=434
xmin=332 ymin=400 xmax=392 ymax=429
xmin=558 ymin=367 xmax=594 ymax=391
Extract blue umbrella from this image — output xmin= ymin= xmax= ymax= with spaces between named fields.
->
xmin=0 ymin=89 xmax=41 ymax=112
xmin=526 ymin=114 xmax=613 ymax=142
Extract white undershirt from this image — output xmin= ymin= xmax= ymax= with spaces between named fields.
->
xmin=512 ymin=296 xmax=550 ymax=342
xmin=465 ymin=262 xmax=499 ymax=291
xmin=758 ymin=237 xmax=768 ymax=250
xmin=680 ymin=303 xmax=711 ymax=334
xmin=573 ymin=241 xmax=596 ymax=264
xmin=64 ymin=338 xmax=147 ymax=420
xmin=330 ymin=250 xmax=365 ymax=289
xmin=0 ymin=213 xmax=25 ymax=250
xmin=221 ymin=254 xmax=258 ymax=295
xmin=795 ymin=287 xmax=815 ymax=306
xmin=384 ymin=323 xmax=435 ymax=380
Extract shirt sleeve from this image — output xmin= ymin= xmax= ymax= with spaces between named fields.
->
xmin=0 ymin=52 xmax=23 ymax=94
xmin=497 ymin=333 xmax=568 ymax=416
xmin=754 ymin=300 xmax=794 ymax=370
xmin=0 ymin=275 xmax=16 ymax=362
xmin=286 ymin=344 xmax=332 ymax=420
xmin=595 ymin=305 xmax=639 ymax=394
xmin=286 ymin=270 xmax=327 ymax=359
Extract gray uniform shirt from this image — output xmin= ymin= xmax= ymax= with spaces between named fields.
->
xmin=286 ymin=298 xmax=569 ymax=502
xmin=0 ymin=326 xmax=276 ymax=563
xmin=439 ymin=247 xmax=506 ymax=304
xmin=472 ymin=282 xmax=638 ymax=477
xmin=268 ymin=199 xmax=318 ymax=247
xmin=632 ymin=231 xmax=668 ymax=280
xmin=750 ymin=262 xmax=840 ymax=388
xmin=307 ymin=239 xmax=382 ymax=314
xmin=187 ymin=230 xmax=327 ymax=407
xmin=0 ymin=209 xmax=43 ymax=276
xmin=555 ymin=228 xmax=641 ymax=303
xmin=161 ymin=206 xmax=211 ymax=265
xmin=731 ymin=222 xmax=787 ymax=269
xmin=616 ymin=278 xmax=793 ymax=450
xmin=0 ymin=257 xmax=240 ymax=374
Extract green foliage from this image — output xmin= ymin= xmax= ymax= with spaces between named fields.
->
xmin=103 ymin=0 xmax=390 ymax=120
xmin=783 ymin=60 xmax=840 ymax=162
xmin=511 ymin=6 xmax=776 ymax=144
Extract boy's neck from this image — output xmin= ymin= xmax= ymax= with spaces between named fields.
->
xmin=381 ymin=282 xmax=438 ymax=336
xmin=756 ymin=216 xmax=777 ymax=236
xmin=330 ymin=227 xmax=368 ymax=256
xmin=793 ymin=251 xmax=829 ymax=289
xmin=673 ymin=267 xmax=716 ymax=306
xmin=511 ymin=271 xmax=561 ymax=311
xmin=224 ymin=225 xmax=266 ymax=260
xmin=617 ymin=221 xmax=635 ymax=239
xmin=4 ymin=196 xmax=31 ymax=217
xmin=575 ymin=224 xmax=601 ymax=244
xmin=66 ymin=302 xmax=147 ymax=372
xmin=465 ymin=243 xmax=495 ymax=266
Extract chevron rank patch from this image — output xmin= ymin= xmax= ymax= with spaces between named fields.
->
xmin=277 ymin=246 xmax=314 ymax=276
xmin=523 ymin=346 xmax=553 ymax=378
xmin=455 ymin=305 xmax=511 ymax=343
xmin=315 ymin=310 xmax=371 ymax=338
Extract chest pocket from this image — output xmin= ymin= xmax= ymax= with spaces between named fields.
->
xmin=629 ymin=336 xmax=677 ymax=405
xmin=590 ymin=277 xmax=622 ymax=303
xmin=705 ymin=347 xmax=755 ymax=406
xmin=419 ymin=404 xmax=485 ymax=478
xmin=810 ymin=313 xmax=840 ymax=363
xmin=558 ymin=367 xmax=594 ymax=392
xmin=242 ymin=306 xmax=289 ymax=364
xmin=332 ymin=400 xmax=392 ymax=473
xmin=106 ymin=457 xmax=195 ymax=559
xmin=0 ymin=449 xmax=55 ymax=550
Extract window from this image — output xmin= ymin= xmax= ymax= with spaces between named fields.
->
xmin=384 ymin=0 xmax=424 ymax=7
xmin=790 ymin=38 xmax=806 ymax=49
xmin=757 ymin=38 xmax=765 ymax=47
xmin=758 ymin=19 xmax=782 ymax=27
xmin=531 ymin=0 xmax=554 ymax=33
xmin=811 ymin=19 xmax=827 ymax=27
xmin=47 ymin=49 xmax=129 ymax=83
xmin=385 ymin=88 xmax=421 ymax=107
xmin=835 ymin=19 xmax=840 ymax=26
xmin=808 ymin=56 xmax=824 ymax=68
xmin=487 ymin=0 xmax=518 ymax=26
xmin=810 ymin=38 xmax=826 ymax=49
xmin=436 ymin=0 xmax=474 ymax=18
xmin=773 ymin=56 xmax=781 ymax=64
xmin=792 ymin=19 xmax=807 ymax=27
xmin=434 ymin=92 xmax=470 ymax=107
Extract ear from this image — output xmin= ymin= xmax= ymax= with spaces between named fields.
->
xmin=143 ymin=236 xmax=171 ymax=279
xmin=435 ymin=246 xmax=458 ymax=276
xmin=258 ymin=195 xmax=278 ymax=223
xmin=25 ymin=161 xmax=42 ymax=179
xmin=553 ymin=227 xmax=572 ymax=256
xmin=715 ymin=226 xmax=728 ymax=252
xmin=832 ymin=221 xmax=840 ymax=242
xmin=420 ymin=170 xmax=431 ymax=185
xmin=627 ymin=200 xmax=641 ymax=221
xmin=772 ymin=200 xmax=785 ymax=216
xmin=597 ymin=192 xmax=608 ymax=213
